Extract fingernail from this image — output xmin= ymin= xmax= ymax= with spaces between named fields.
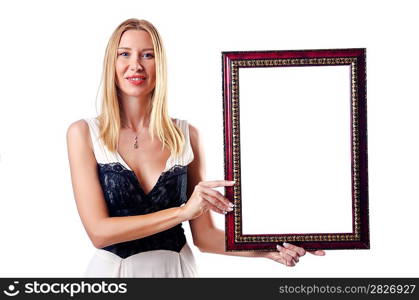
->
xmin=276 ymin=245 xmax=281 ymax=250
xmin=227 ymin=207 xmax=233 ymax=212
xmin=283 ymin=242 xmax=290 ymax=247
xmin=230 ymin=180 xmax=235 ymax=184
xmin=229 ymin=202 xmax=234 ymax=207
xmin=223 ymin=211 xmax=227 ymax=214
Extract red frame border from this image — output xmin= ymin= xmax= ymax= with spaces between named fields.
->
xmin=222 ymin=48 xmax=369 ymax=251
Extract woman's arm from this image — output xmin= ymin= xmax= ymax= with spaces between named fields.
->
xmin=187 ymin=124 xmax=325 ymax=266
xmin=67 ymin=120 xmax=188 ymax=249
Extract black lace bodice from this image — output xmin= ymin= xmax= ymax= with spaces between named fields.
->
xmin=97 ymin=162 xmax=188 ymax=259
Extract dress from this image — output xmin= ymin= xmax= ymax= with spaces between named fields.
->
xmin=82 ymin=117 xmax=198 ymax=277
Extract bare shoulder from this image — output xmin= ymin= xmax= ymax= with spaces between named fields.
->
xmin=66 ymin=119 xmax=92 ymax=150
xmin=67 ymin=119 xmax=89 ymax=137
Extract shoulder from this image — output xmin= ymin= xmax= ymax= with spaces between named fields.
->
xmin=170 ymin=117 xmax=189 ymax=133
xmin=169 ymin=117 xmax=200 ymax=144
xmin=66 ymin=119 xmax=92 ymax=150
xmin=67 ymin=119 xmax=89 ymax=138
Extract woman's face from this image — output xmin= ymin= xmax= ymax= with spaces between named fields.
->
xmin=115 ymin=29 xmax=156 ymax=99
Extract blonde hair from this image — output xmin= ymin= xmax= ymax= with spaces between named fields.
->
xmin=97 ymin=18 xmax=184 ymax=156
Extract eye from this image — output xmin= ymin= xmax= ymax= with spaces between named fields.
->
xmin=118 ymin=52 xmax=129 ymax=57
xmin=142 ymin=52 xmax=154 ymax=59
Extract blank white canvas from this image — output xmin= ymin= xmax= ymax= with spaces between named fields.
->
xmin=239 ymin=65 xmax=353 ymax=234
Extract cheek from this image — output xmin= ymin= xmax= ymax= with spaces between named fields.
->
xmin=115 ymin=62 xmax=126 ymax=88
xmin=115 ymin=61 xmax=125 ymax=77
xmin=149 ymin=64 xmax=156 ymax=82
xmin=147 ymin=61 xmax=156 ymax=76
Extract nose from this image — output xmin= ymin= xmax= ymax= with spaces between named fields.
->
xmin=130 ymin=57 xmax=144 ymax=71
xmin=130 ymin=63 xmax=143 ymax=71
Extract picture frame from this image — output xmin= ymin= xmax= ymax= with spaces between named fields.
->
xmin=222 ymin=48 xmax=370 ymax=251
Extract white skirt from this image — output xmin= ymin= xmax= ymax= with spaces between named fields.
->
xmin=84 ymin=243 xmax=198 ymax=277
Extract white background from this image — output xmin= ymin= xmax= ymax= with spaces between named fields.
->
xmin=0 ymin=0 xmax=418 ymax=277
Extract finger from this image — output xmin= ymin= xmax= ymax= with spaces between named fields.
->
xmin=203 ymin=188 xmax=234 ymax=210
xmin=204 ymin=188 xmax=233 ymax=209
xmin=276 ymin=246 xmax=297 ymax=266
xmin=277 ymin=245 xmax=299 ymax=263
xmin=280 ymin=252 xmax=296 ymax=267
xmin=202 ymin=193 xmax=233 ymax=213
xmin=206 ymin=201 xmax=227 ymax=215
xmin=282 ymin=242 xmax=306 ymax=257
xmin=279 ymin=248 xmax=300 ymax=262
xmin=308 ymin=250 xmax=326 ymax=256
xmin=269 ymin=253 xmax=289 ymax=266
xmin=199 ymin=193 xmax=228 ymax=215
xmin=199 ymin=180 xmax=235 ymax=188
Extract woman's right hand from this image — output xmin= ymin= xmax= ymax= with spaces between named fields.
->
xmin=181 ymin=180 xmax=235 ymax=220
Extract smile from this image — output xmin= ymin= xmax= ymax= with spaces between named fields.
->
xmin=126 ymin=75 xmax=146 ymax=85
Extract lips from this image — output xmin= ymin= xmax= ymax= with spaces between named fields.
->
xmin=126 ymin=75 xmax=146 ymax=86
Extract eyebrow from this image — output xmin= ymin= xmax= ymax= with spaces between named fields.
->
xmin=117 ymin=47 xmax=154 ymax=51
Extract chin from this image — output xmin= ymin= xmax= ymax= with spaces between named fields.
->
xmin=119 ymin=87 xmax=152 ymax=98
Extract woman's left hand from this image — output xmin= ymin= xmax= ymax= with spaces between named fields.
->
xmin=263 ymin=243 xmax=326 ymax=267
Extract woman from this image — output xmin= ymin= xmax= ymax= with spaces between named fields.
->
xmin=66 ymin=18 xmax=325 ymax=277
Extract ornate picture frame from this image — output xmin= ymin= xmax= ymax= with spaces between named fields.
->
xmin=222 ymin=48 xmax=369 ymax=251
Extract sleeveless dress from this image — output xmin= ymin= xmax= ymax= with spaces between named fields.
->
xmin=82 ymin=117 xmax=198 ymax=277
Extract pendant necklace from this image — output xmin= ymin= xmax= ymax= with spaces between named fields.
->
xmin=122 ymin=123 xmax=141 ymax=149
xmin=132 ymin=128 xmax=141 ymax=149
xmin=133 ymin=135 xmax=139 ymax=149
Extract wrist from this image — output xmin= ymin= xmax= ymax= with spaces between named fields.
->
xmin=258 ymin=251 xmax=272 ymax=259
xmin=177 ymin=205 xmax=189 ymax=222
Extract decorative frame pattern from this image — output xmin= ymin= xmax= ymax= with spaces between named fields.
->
xmin=222 ymin=49 xmax=369 ymax=251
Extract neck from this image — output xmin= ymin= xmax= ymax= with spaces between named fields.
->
xmin=119 ymin=93 xmax=152 ymax=131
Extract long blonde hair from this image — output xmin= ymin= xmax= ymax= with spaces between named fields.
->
xmin=97 ymin=18 xmax=184 ymax=156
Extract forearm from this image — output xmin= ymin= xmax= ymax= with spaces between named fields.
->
xmin=194 ymin=227 xmax=266 ymax=258
xmin=93 ymin=207 xmax=186 ymax=248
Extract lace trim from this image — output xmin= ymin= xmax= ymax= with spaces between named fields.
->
xmin=97 ymin=162 xmax=187 ymax=191
xmin=96 ymin=161 xmax=189 ymax=258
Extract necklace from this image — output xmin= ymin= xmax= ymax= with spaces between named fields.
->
xmin=134 ymin=135 xmax=138 ymax=149
xmin=121 ymin=124 xmax=141 ymax=149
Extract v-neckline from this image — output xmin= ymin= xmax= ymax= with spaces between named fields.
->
xmin=115 ymin=151 xmax=173 ymax=196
